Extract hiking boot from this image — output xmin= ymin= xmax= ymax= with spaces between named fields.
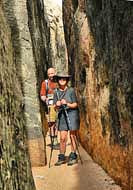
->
xmin=67 ymin=152 xmax=78 ymax=166
xmin=55 ymin=154 xmax=66 ymax=166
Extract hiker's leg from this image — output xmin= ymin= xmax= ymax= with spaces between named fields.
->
xmin=70 ymin=130 xmax=77 ymax=152
xmin=49 ymin=123 xmax=59 ymax=149
xmin=48 ymin=123 xmax=53 ymax=144
xmin=49 ymin=122 xmax=56 ymax=140
xmin=53 ymin=123 xmax=59 ymax=145
xmin=60 ymin=130 xmax=68 ymax=154
xmin=54 ymin=123 xmax=58 ymax=139
xmin=55 ymin=130 xmax=67 ymax=166
xmin=48 ymin=122 xmax=55 ymax=136
xmin=67 ymin=130 xmax=78 ymax=166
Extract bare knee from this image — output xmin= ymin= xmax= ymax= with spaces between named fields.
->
xmin=70 ymin=130 xmax=76 ymax=139
xmin=60 ymin=131 xmax=68 ymax=143
xmin=60 ymin=136 xmax=66 ymax=143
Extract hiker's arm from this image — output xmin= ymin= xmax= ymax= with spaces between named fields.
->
xmin=40 ymin=81 xmax=47 ymax=102
xmin=66 ymin=88 xmax=78 ymax=109
xmin=41 ymin=95 xmax=47 ymax=102
xmin=67 ymin=102 xmax=78 ymax=109
xmin=61 ymin=99 xmax=78 ymax=109
xmin=53 ymin=91 xmax=61 ymax=109
xmin=54 ymin=101 xmax=61 ymax=110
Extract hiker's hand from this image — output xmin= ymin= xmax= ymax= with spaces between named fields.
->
xmin=41 ymin=96 xmax=46 ymax=102
xmin=56 ymin=100 xmax=61 ymax=107
xmin=61 ymin=99 xmax=67 ymax=105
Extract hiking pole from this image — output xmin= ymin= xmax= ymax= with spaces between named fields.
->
xmin=48 ymin=106 xmax=53 ymax=168
xmin=49 ymin=124 xmax=55 ymax=168
xmin=48 ymin=106 xmax=56 ymax=168
xmin=62 ymin=105 xmax=83 ymax=165
xmin=48 ymin=107 xmax=55 ymax=168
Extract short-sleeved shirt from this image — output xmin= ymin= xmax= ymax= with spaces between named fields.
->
xmin=40 ymin=80 xmax=57 ymax=122
xmin=53 ymin=87 xmax=80 ymax=131
xmin=40 ymin=80 xmax=57 ymax=96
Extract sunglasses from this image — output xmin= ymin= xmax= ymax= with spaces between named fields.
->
xmin=58 ymin=77 xmax=68 ymax=81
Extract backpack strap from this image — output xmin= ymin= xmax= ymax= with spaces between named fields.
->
xmin=45 ymin=79 xmax=56 ymax=97
xmin=55 ymin=89 xmax=59 ymax=100
xmin=45 ymin=79 xmax=49 ymax=97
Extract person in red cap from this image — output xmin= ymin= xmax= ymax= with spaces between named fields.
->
xmin=40 ymin=67 xmax=59 ymax=149
xmin=53 ymin=72 xmax=80 ymax=166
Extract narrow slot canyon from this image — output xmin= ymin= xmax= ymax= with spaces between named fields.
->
xmin=0 ymin=0 xmax=133 ymax=190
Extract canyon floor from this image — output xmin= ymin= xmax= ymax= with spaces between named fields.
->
xmin=32 ymin=134 xmax=122 ymax=190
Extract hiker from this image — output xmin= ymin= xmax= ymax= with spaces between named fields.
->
xmin=53 ymin=72 xmax=80 ymax=166
xmin=40 ymin=67 xmax=59 ymax=149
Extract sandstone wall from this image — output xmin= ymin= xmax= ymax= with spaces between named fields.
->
xmin=26 ymin=0 xmax=69 ymax=165
xmin=0 ymin=3 xmax=35 ymax=189
xmin=44 ymin=0 xmax=68 ymax=72
xmin=2 ymin=0 xmax=48 ymax=166
xmin=63 ymin=1 xmax=133 ymax=189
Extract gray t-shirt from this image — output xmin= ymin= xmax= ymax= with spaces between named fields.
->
xmin=53 ymin=87 xmax=80 ymax=131
xmin=53 ymin=87 xmax=77 ymax=104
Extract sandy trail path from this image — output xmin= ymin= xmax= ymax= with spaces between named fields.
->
xmin=32 ymin=135 xmax=121 ymax=190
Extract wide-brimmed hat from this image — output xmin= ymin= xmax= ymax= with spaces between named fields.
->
xmin=54 ymin=71 xmax=71 ymax=81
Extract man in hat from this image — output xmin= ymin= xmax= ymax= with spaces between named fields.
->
xmin=40 ymin=67 xmax=59 ymax=149
xmin=53 ymin=72 xmax=80 ymax=166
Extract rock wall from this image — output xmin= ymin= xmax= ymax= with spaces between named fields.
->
xmin=1 ymin=0 xmax=68 ymax=168
xmin=2 ymin=0 xmax=49 ymax=166
xmin=26 ymin=0 xmax=68 ymax=164
xmin=44 ymin=0 xmax=68 ymax=72
xmin=0 ymin=3 xmax=35 ymax=189
xmin=63 ymin=0 xmax=133 ymax=189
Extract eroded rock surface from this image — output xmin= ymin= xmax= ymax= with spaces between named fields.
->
xmin=0 ymin=3 xmax=35 ymax=189
xmin=44 ymin=0 xmax=68 ymax=72
xmin=63 ymin=1 xmax=133 ymax=189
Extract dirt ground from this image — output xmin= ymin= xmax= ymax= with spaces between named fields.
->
xmin=32 ymin=135 xmax=122 ymax=190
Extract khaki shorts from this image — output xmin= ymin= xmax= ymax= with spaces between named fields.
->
xmin=46 ymin=105 xmax=57 ymax=123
